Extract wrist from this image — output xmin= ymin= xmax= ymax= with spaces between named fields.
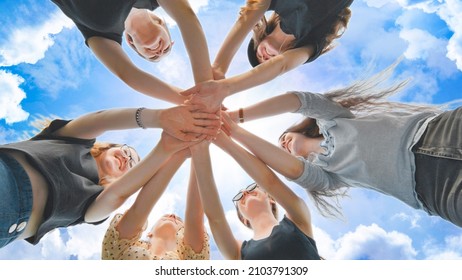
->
xmin=144 ymin=109 xmax=161 ymax=128
xmin=238 ymin=108 xmax=245 ymax=124
xmin=219 ymin=79 xmax=232 ymax=98
xmin=135 ymin=107 xmax=147 ymax=129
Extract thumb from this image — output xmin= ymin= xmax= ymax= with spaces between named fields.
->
xmin=179 ymin=86 xmax=197 ymax=97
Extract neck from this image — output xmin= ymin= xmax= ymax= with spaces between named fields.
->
xmin=249 ymin=212 xmax=279 ymax=239
xmin=304 ymin=136 xmax=325 ymax=155
xmin=149 ymin=236 xmax=176 ymax=257
xmin=273 ymin=23 xmax=295 ymax=50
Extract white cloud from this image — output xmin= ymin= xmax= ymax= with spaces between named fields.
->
xmin=399 ymin=28 xmax=445 ymax=60
xmin=436 ymin=0 xmax=462 ymax=70
xmin=401 ymin=0 xmax=462 ymax=71
xmin=391 ymin=212 xmax=422 ymax=229
xmin=316 ymin=223 xmax=418 ymax=260
xmin=364 ymin=0 xmax=397 ymax=8
xmin=0 ymin=10 xmax=73 ymax=66
xmin=423 ymin=235 xmax=462 ymax=260
xmin=0 ymin=70 xmax=29 ymax=124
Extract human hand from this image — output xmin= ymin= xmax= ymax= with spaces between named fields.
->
xmin=220 ymin=111 xmax=240 ymax=136
xmin=212 ymin=67 xmax=226 ymax=80
xmin=180 ymin=80 xmax=229 ymax=113
xmin=212 ymin=128 xmax=233 ymax=149
xmin=160 ymin=131 xmax=204 ymax=155
xmin=189 ymin=137 xmax=211 ymax=154
xmin=160 ymin=105 xmax=220 ymax=141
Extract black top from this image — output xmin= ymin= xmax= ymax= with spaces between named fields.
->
xmin=248 ymin=0 xmax=354 ymax=66
xmin=0 ymin=119 xmax=105 ymax=244
xmin=240 ymin=216 xmax=321 ymax=260
xmin=51 ymin=0 xmax=160 ymax=45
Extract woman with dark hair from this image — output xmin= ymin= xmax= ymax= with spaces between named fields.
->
xmin=189 ymin=132 xmax=322 ymax=260
xmin=181 ymin=0 xmax=353 ymax=113
xmin=0 ymin=105 xmax=219 ymax=249
xmin=221 ymin=61 xmax=462 ymax=227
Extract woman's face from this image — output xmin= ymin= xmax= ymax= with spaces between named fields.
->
xmin=236 ymin=187 xmax=272 ymax=219
xmin=126 ymin=14 xmax=173 ymax=62
xmin=279 ymin=132 xmax=310 ymax=157
xmin=256 ymin=35 xmax=282 ymax=64
xmin=255 ymin=23 xmax=294 ymax=64
xmin=148 ymin=214 xmax=184 ymax=240
xmin=95 ymin=145 xmax=140 ymax=179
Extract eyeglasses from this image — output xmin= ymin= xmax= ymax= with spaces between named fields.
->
xmin=120 ymin=144 xmax=137 ymax=169
xmin=232 ymin=183 xmax=258 ymax=202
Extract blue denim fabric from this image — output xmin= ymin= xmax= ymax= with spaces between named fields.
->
xmin=413 ymin=107 xmax=462 ymax=227
xmin=0 ymin=152 xmax=33 ymax=248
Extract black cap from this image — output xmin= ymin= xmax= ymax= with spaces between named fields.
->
xmin=247 ymin=38 xmax=260 ymax=68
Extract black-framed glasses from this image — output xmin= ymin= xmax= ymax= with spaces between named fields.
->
xmin=232 ymin=183 xmax=258 ymax=202
xmin=120 ymin=144 xmax=137 ymax=169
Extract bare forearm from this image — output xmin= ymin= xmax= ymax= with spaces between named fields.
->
xmin=191 ymin=148 xmax=225 ymax=220
xmin=184 ymin=163 xmax=206 ymax=252
xmin=216 ymin=137 xmax=281 ymax=189
xmin=178 ymin=16 xmax=213 ymax=84
xmin=191 ymin=146 xmax=240 ymax=259
xmin=118 ymin=153 xmax=186 ymax=239
xmin=85 ymin=143 xmax=173 ymax=222
xmin=231 ymin=127 xmax=303 ymax=179
xmin=55 ymin=108 xmax=163 ymax=139
xmin=123 ymin=69 xmax=185 ymax=104
xmin=213 ymin=0 xmax=270 ymax=75
xmin=236 ymin=92 xmax=301 ymax=122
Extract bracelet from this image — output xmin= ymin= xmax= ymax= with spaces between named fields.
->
xmin=135 ymin=107 xmax=146 ymax=129
xmin=239 ymin=108 xmax=244 ymax=123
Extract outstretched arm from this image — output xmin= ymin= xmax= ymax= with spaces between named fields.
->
xmin=213 ymin=132 xmax=313 ymax=238
xmin=85 ymin=132 xmax=196 ymax=223
xmin=87 ymin=37 xmax=185 ymax=104
xmin=190 ymin=142 xmax=242 ymax=260
xmin=115 ymin=149 xmax=189 ymax=239
xmin=212 ymin=0 xmax=270 ymax=77
xmin=53 ymin=106 xmax=220 ymax=141
xmin=227 ymin=92 xmax=301 ymax=122
xmin=183 ymin=163 xmax=207 ymax=254
xmin=181 ymin=47 xmax=311 ymax=113
xmin=222 ymin=112 xmax=303 ymax=179
xmin=159 ymin=0 xmax=213 ymax=84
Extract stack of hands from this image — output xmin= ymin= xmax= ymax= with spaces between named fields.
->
xmin=159 ymin=85 xmax=239 ymax=155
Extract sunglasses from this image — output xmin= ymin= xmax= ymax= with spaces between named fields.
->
xmin=232 ymin=183 xmax=258 ymax=202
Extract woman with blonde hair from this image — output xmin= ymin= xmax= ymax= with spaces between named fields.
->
xmin=51 ymin=0 xmax=213 ymax=104
xmin=102 ymin=139 xmax=210 ymax=260
xmin=0 ymin=105 xmax=219 ymax=249
xmin=181 ymin=0 xmax=353 ymax=113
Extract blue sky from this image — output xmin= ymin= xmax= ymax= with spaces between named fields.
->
xmin=1 ymin=0 xmax=462 ymax=260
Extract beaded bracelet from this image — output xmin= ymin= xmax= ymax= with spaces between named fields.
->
xmin=135 ymin=107 xmax=146 ymax=129
xmin=239 ymin=108 xmax=244 ymax=123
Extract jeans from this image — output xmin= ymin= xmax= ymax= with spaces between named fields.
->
xmin=0 ymin=152 xmax=33 ymax=248
xmin=413 ymin=107 xmax=462 ymax=227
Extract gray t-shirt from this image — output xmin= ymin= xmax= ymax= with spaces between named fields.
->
xmin=289 ymin=91 xmax=436 ymax=210
xmin=0 ymin=119 xmax=105 ymax=244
